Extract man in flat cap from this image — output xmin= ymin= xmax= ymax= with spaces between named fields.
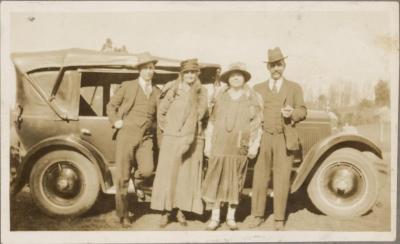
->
xmin=249 ymin=47 xmax=307 ymax=230
xmin=107 ymin=52 xmax=160 ymax=226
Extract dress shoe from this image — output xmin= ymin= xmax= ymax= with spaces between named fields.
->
xmin=133 ymin=180 xmax=146 ymax=201
xmin=206 ymin=220 xmax=220 ymax=231
xmin=159 ymin=213 xmax=171 ymax=228
xmin=226 ymin=219 xmax=238 ymax=231
xmin=176 ymin=210 xmax=187 ymax=226
xmin=248 ymin=216 xmax=264 ymax=229
xmin=119 ymin=217 xmax=132 ymax=227
xmin=273 ymin=220 xmax=285 ymax=231
xmin=136 ymin=189 xmax=146 ymax=201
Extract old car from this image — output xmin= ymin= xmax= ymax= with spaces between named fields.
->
xmin=10 ymin=49 xmax=383 ymax=220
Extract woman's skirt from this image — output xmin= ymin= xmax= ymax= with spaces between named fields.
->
xmin=150 ymin=135 xmax=204 ymax=215
xmin=201 ymin=154 xmax=248 ymax=208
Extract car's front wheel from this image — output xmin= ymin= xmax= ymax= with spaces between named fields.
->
xmin=307 ymin=148 xmax=378 ymax=219
xmin=29 ymin=150 xmax=100 ymax=217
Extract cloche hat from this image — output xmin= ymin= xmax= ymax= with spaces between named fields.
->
xmin=180 ymin=58 xmax=200 ymax=73
xmin=220 ymin=62 xmax=251 ymax=83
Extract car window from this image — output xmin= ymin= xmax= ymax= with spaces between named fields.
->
xmin=79 ymin=72 xmax=135 ymax=117
xmin=80 ymin=86 xmax=103 ymax=116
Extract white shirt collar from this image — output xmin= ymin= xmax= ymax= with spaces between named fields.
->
xmin=138 ymin=76 xmax=152 ymax=94
xmin=269 ymin=77 xmax=283 ymax=92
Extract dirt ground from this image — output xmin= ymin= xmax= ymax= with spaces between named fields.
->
xmin=10 ymin=152 xmax=391 ymax=232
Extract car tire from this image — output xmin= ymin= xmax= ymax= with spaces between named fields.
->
xmin=29 ymin=150 xmax=100 ymax=217
xmin=307 ymin=148 xmax=378 ymax=219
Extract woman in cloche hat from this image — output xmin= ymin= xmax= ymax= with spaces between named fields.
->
xmin=201 ymin=62 xmax=263 ymax=230
xmin=151 ymin=59 xmax=209 ymax=228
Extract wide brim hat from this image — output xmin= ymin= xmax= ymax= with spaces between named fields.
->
xmin=180 ymin=58 xmax=201 ymax=73
xmin=220 ymin=62 xmax=251 ymax=83
xmin=136 ymin=52 xmax=158 ymax=68
xmin=264 ymin=47 xmax=287 ymax=63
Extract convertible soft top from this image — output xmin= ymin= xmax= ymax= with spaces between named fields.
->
xmin=11 ymin=48 xmax=219 ymax=74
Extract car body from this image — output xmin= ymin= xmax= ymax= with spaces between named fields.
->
xmin=10 ymin=49 xmax=383 ymax=219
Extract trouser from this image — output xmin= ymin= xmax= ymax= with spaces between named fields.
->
xmin=251 ymin=132 xmax=293 ymax=221
xmin=115 ymin=129 xmax=154 ymax=218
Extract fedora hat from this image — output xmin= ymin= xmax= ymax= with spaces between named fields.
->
xmin=264 ymin=47 xmax=287 ymax=63
xmin=136 ymin=52 xmax=158 ymax=68
xmin=180 ymin=58 xmax=200 ymax=73
xmin=220 ymin=62 xmax=251 ymax=83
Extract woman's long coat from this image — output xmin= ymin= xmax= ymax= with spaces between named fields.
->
xmin=150 ymin=78 xmax=208 ymax=214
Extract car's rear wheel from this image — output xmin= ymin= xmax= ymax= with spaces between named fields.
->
xmin=307 ymin=148 xmax=378 ymax=219
xmin=29 ymin=150 xmax=100 ymax=217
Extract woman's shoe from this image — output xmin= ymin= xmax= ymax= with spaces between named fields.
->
xmin=273 ymin=220 xmax=285 ymax=231
xmin=119 ymin=217 xmax=132 ymax=227
xmin=176 ymin=210 xmax=187 ymax=226
xmin=206 ymin=220 xmax=220 ymax=231
xmin=226 ymin=219 xmax=238 ymax=231
xmin=159 ymin=213 xmax=171 ymax=228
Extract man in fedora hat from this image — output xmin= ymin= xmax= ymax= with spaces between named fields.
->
xmin=249 ymin=47 xmax=307 ymax=230
xmin=107 ymin=52 xmax=160 ymax=226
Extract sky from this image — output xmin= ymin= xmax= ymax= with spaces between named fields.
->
xmin=3 ymin=1 xmax=399 ymax=103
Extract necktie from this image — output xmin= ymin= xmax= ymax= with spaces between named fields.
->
xmin=145 ymin=83 xmax=152 ymax=98
xmin=272 ymin=80 xmax=278 ymax=94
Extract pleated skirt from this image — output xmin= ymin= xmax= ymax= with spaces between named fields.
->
xmin=201 ymin=154 xmax=248 ymax=208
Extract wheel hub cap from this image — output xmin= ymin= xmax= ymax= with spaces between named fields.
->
xmin=322 ymin=162 xmax=366 ymax=206
xmin=56 ymin=168 xmax=78 ymax=193
xmin=331 ymin=168 xmax=355 ymax=195
xmin=42 ymin=161 xmax=83 ymax=206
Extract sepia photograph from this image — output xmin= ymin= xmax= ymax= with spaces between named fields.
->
xmin=1 ymin=1 xmax=398 ymax=243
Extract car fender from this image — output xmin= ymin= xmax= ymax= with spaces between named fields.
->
xmin=11 ymin=134 xmax=113 ymax=195
xmin=290 ymin=132 xmax=382 ymax=193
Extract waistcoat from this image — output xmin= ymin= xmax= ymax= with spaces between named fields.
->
xmin=124 ymin=87 xmax=156 ymax=129
xmin=259 ymin=83 xmax=285 ymax=134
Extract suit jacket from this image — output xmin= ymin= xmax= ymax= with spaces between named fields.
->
xmin=106 ymin=79 xmax=160 ymax=128
xmin=254 ymin=78 xmax=307 ymax=151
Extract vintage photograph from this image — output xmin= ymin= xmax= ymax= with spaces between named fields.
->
xmin=1 ymin=1 xmax=398 ymax=243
